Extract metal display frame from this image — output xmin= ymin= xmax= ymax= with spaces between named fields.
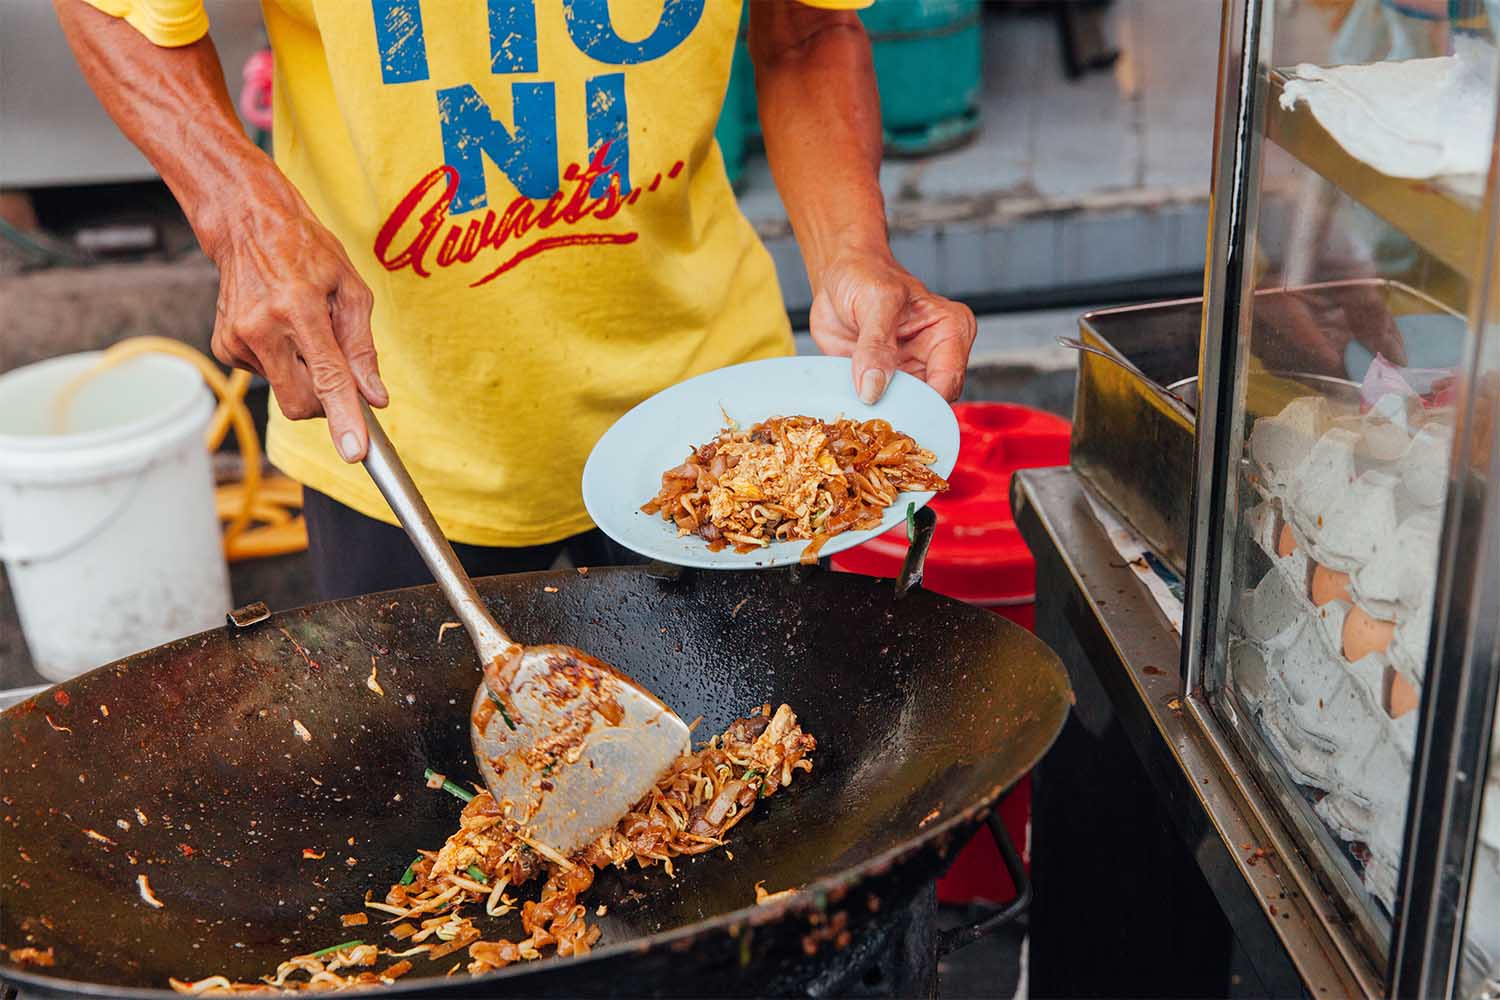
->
xmin=1389 ymin=145 xmax=1500 ymax=1000
xmin=1182 ymin=1 xmax=1500 ymax=997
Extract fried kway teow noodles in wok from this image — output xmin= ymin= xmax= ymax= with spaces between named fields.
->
xmin=168 ymin=705 xmax=816 ymax=994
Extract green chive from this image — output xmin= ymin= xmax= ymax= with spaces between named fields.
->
xmin=309 ymin=939 xmax=363 ymax=958
xmin=465 ymin=864 xmax=488 ymax=884
xmin=541 ymin=763 xmax=554 ymax=778
xmin=398 ymin=857 xmax=421 ymax=886
xmin=905 ymin=501 xmax=916 ymax=542
xmin=424 ymin=768 xmax=475 ymax=803
xmin=487 ymin=690 xmax=518 ymax=731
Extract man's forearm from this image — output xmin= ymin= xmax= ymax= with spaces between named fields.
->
xmin=53 ymin=0 xmax=277 ymax=255
xmin=54 ymin=0 xmax=389 ymax=459
xmin=750 ymin=4 xmax=889 ymax=290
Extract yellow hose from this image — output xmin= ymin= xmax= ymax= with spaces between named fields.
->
xmin=207 ymin=368 xmax=252 ymax=451
xmin=54 ymin=337 xmax=308 ymax=562
xmin=222 ymin=518 xmax=308 ymax=560
xmin=215 ymin=494 xmax=292 ymax=526
xmin=217 ymin=475 xmax=304 ymax=509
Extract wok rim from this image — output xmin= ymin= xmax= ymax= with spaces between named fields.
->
xmin=0 ymin=569 xmax=1072 ymax=998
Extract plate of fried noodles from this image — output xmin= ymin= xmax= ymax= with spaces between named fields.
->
xmin=582 ymin=356 xmax=959 ymax=570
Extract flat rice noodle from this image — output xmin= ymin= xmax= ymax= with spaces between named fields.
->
xmin=846 ymin=439 xmax=878 ymax=466
xmin=704 ymin=780 xmax=746 ymax=826
xmin=800 ymin=533 xmax=831 ymax=565
xmin=426 ymin=927 xmax=481 ymax=961
xmin=895 ymin=467 xmax=946 ymax=491
xmin=662 ymin=461 xmax=698 ymax=483
xmin=847 ymin=471 xmax=878 ymax=498
xmin=773 ymin=421 xmax=796 ymax=453
xmin=470 ymin=939 xmax=522 ymax=970
xmin=642 ymin=460 xmax=702 ymax=516
xmin=825 ymin=508 xmax=866 ymax=534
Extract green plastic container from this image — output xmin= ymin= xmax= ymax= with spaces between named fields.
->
xmin=861 ymin=0 xmax=982 ymax=155
xmin=714 ymin=36 xmax=752 ymax=189
xmin=720 ymin=0 xmax=980 ymax=174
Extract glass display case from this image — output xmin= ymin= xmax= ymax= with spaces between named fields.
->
xmin=1183 ymin=0 xmax=1500 ymax=996
xmin=1465 ymin=685 xmax=1500 ymax=1000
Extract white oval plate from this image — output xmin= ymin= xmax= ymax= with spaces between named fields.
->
xmin=582 ymin=356 xmax=959 ymax=570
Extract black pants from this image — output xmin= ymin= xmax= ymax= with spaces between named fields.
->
xmin=303 ymin=488 xmax=644 ymax=601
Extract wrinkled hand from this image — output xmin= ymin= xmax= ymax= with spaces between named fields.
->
xmin=809 ymin=250 xmax=976 ymax=404
xmin=204 ymin=175 xmax=387 ymax=462
xmin=1254 ymin=282 xmax=1407 ymax=378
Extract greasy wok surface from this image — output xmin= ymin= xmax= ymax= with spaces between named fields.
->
xmin=0 ymin=566 xmax=1070 ymax=997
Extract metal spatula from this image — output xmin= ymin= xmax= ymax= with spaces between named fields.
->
xmin=357 ymin=402 xmax=690 ymax=857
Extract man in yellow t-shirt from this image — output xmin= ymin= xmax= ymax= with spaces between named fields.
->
xmin=56 ymin=0 xmax=977 ymax=598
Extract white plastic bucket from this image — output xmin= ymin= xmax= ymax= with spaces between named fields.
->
xmin=0 ymin=351 xmax=230 ymax=681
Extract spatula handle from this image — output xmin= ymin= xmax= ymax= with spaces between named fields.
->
xmin=358 ymin=401 xmax=519 ymax=666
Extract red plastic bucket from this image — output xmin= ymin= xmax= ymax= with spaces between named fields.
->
xmin=832 ymin=402 xmax=1070 ymax=904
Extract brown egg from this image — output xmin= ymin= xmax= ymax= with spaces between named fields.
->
xmin=1276 ymin=522 xmax=1297 ymax=558
xmin=1385 ymin=667 xmax=1420 ymax=719
xmin=1342 ymin=605 xmax=1396 ymax=661
xmin=1310 ymin=564 xmax=1352 ymax=606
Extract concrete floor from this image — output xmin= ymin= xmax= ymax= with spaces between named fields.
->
xmin=939 ymin=910 xmax=1029 ymax=999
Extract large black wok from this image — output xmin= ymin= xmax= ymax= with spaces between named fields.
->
xmin=0 ymin=560 xmax=1070 ymax=998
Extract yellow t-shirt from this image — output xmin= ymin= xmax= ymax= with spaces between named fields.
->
xmin=92 ymin=0 xmax=865 ymax=546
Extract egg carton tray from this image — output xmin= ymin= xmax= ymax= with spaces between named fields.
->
xmin=1229 ymin=392 xmax=1454 ymax=908
xmin=1230 ymin=556 xmax=1416 ymax=909
xmin=1245 ymin=389 xmax=1450 ymax=684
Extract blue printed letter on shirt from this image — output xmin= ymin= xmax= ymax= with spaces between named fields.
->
xmin=586 ymin=73 xmax=630 ymax=196
xmin=488 ymin=0 xmax=539 ymax=74
xmin=562 ymin=0 xmax=705 ymax=64
xmin=372 ymin=0 xmax=429 ymax=84
xmin=437 ymin=83 xmax=559 ymax=211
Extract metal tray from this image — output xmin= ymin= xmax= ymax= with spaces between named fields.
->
xmin=1070 ymin=279 xmax=1464 ymax=575
xmin=1072 ymin=297 xmax=1201 ymax=574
